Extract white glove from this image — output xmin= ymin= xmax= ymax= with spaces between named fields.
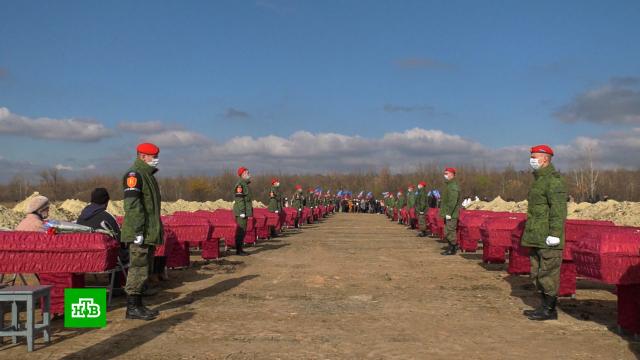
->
xmin=134 ymin=235 xmax=144 ymax=245
xmin=445 ymin=215 xmax=452 ymax=220
xmin=546 ymin=236 xmax=560 ymax=246
xmin=419 ymin=212 xmax=424 ymax=215
xmin=239 ymin=213 xmax=246 ymax=218
xmin=275 ymin=210 xmax=279 ymax=214
xmin=298 ymin=208 xmax=302 ymax=211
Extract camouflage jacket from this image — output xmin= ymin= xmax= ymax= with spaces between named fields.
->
xmin=439 ymin=180 xmax=461 ymax=219
xmin=233 ymin=179 xmax=253 ymax=218
xmin=121 ymin=159 xmax=163 ymax=245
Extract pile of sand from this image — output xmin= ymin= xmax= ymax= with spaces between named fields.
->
xmin=0 ymin=192 xmax=265 ymax=229
xmin=59 ymin=199 xmax=89 ymax=218
xmin=12 ymin=192 xmax=76 ymax=222
xmin=468 ymin=197 xmax=640 ymax=227
xmin=0 ymin=205 xmax=23 ymax=230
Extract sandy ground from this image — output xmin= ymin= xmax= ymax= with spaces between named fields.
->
xmin=1 ymin=213 xmax=639 ymax=359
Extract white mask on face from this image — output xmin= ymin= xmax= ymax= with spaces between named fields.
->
xmin=529 ymin=158 xmax=541 ymax=170
xmin=148 ymin=158 xmax=159 ymax=167
xmin=444 ymin=175 xmax=449 ymax=181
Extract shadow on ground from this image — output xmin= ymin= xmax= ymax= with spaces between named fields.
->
xmin=59 ymin=312 xmax=195 ymax=360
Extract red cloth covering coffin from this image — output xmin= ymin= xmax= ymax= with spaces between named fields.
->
xmin=253 ymin=208 xmax=282 ymax=233
xmin=166 ymin=213 xmax=219 ymax=260
xmin=252 ymin=212 xmax=270 ymax=240
xmin=457 ymin=210 xmax=501 ymax=252
xmin=155 ymin=228 xmax=190 ymax=268
xmin=38 ymin=273 xmax=85 ymax=315
xmin=0 ymin=232 xmax=119 ymax=273
xmin=573 ymin=227 xmax=640 ymax=285
xmin=302 ymin=207 xmax=312 ymax=224
xmin=427 ymin=208 xmax=443 ymax=238
xmin=508 ymin=221 xmax=530 ymax=275
xmin=400 ymin=207 xmax=408 ymax=224
xmin=283 ymin=208 xmax=298 ymax=227
xmin=616 ymin=284 xmax=640 ymax=334
xmin=480 ymin=214 xmax=527 ymax=263
xmin=564 ymin=219 xmax=616 ymax=261
xmin=188 ymin=210 xmax=238 ymax=249
xmin=559 ymin=261 xmax=577 ymax=297
xmin=392 ymin=208 xmax=398 ymax=222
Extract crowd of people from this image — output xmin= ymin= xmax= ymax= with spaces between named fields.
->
xmin=10 ymin=142 xmax=566 ymax=323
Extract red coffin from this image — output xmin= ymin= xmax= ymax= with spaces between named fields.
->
xmin=480 ymin=214 xmax=527 ymax=264
xmin=564 ymin=219 xmax=616 ymax=261
xmin=283 ymin=208 xmax=298 ymax=227
xmin=573 ymin=227 xmax=640 ymax=285
xmin=186 ymin=210 xmax=238 ymax=249
xmin=508 ymin=221 xmax=530 ymax=275
xmin=0 ymin=232 xmax=119 ymax=273
xmin=457 ymin=211 xmax=508 ymax=252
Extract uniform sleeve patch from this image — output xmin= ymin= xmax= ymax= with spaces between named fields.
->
xmin=127 ymin=176 xmax=138 ymax=188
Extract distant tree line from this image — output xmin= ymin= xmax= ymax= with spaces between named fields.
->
xmin=0 ymin=163 xmax=636 ymax=205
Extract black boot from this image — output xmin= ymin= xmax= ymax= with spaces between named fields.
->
xmin=417 ymin=231 xmax=427 ymax=237
xmin=126 ymin=295 xmax=156 ymax=320
xmin=523 ymin=293 xmax=545 ymax=316
xmin=442 ymin=244 xmax=458 ymax=255
xmin=441 ymin=244 xmax=453 ymax=255
xmin=136 ymin=295 xmax=159 ymax=317
xmin=528 ymin=294 xmax=558 ymax=321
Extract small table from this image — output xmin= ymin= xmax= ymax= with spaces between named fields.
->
xmin=0 ymin=285 xmax=52 ymax=352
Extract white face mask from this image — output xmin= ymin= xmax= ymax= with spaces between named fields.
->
xmin=147 ymin=158 xmax=159 ymax=167
xmin=444 ymin=175 xmax=449 ymax=181
xmin=529 ymin=158 xmax=541 ymax=170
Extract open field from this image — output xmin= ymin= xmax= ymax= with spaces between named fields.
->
xmin=1 ymin=213 xmax=637 ymax=359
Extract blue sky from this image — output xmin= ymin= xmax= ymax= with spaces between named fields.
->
xmin=1 ymin=1 xmax=640 ymax=181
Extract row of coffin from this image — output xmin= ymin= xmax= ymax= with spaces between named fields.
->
xmin=390 ymin=206 xmax=640 ymax=335
xmin=0 ymin=205 xmax=335 ymax=314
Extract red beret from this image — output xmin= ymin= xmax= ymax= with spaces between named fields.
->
xmin=271 ymin=178 xmax=279 ymax=185
xmin=418 ymin=181 xmax=427 ymax=187
xmin=530 ymin=144 xmax=554 ymax=156
xmin=444 ymin=167 xmax=457 ymax=174
xmin=295 ymin=184 xmax=302 ymax=190
xmin=237 ymin=166 xmax=248 ymax=177
xmin=137 ymin=143 xmax=159 ymax=156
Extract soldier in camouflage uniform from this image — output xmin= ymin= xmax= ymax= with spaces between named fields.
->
xmin=386 ymin=193 xmax=395 ymax=219
xmin=440 ymin=168 xmax=462 ymax=255
xmin=406 ymin=184 xmax=417 ymax=229
xmin=291 ymin=185 xmax=305 ymax=228
xmin=233 ymin=167 xmax=253 ymax=256
xmin=268 ymin=178 xmax=283 ymax=236
xmin=521 ymin=145 xmax=567 ymax=321
xmin=121 ymin=143 xmax=162 ymax=321
xmin=415 ymin=181 xmax=428 ymax=237
xmin=395 ymin=190 xmax=405 ymax=225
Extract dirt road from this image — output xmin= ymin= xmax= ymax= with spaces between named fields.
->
xmin=3 ymin=213 xmax=638 ymax=359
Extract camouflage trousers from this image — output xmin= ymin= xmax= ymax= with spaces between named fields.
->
xmin=125 ymin=243 xmax=155 ymax=296
xmin=418 ymin=212 xmax=427 ymax=232
xmin=529 ymin=247 xmax=562 ymax=297
xmin=235 ymin=217 xmax=247 ymax=251
xmin=444 ymin=218 xmax=458 ymax=245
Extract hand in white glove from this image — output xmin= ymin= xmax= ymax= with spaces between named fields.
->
xmin=419 ymin=212 xmax=425 ymax=215
xmin=275 ymin=210 xmax=279 ymax=214
xmin=445 ymin=215 xmax=452 ymax=220
xmin=298 ymin=208 xmax=302 ymax=211
xmin=545 ymin=236 xmax=560 ymax=246
xmin=134 ymin=235 xmax=144 ymax=245
xmin=239 ymin=213 xmax=246 ymax=218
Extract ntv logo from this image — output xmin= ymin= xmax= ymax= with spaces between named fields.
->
xmin=65 ymin=288 xmax=107 ymax=328
xmin=71 ymin=298 xmax=101 ymax=318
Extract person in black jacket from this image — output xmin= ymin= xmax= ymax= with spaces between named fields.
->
xmin=77 ymin=188 xmax=127 ymax=291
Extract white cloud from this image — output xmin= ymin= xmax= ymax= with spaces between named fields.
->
xmin=117 ymin=121 xmax=169 ymax=134
xmin=54 ymin=164 xmax=74 ymax=171
xmin=142 ymin=130 xmax=211 ymax=148
xmin=0 ymin=107 xmax=114 ymax=142
xmin=555 ymin=77 xmax=640 ymax=124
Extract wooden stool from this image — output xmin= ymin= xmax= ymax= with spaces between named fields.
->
xmin=0 ymin=285 xmax=53 ymax=352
